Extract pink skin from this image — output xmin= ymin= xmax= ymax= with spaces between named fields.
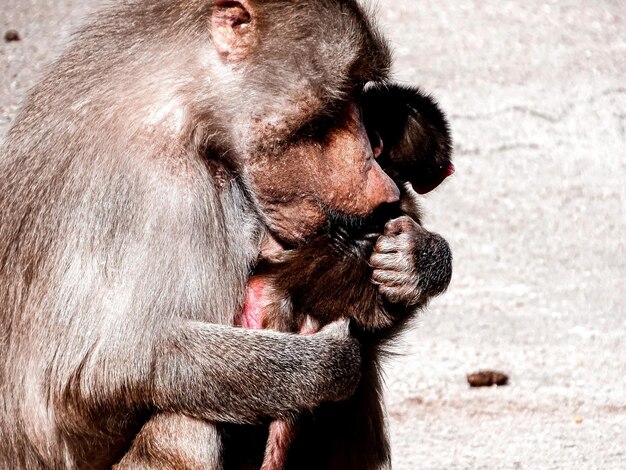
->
xmin=238 ymin=278 xmax=266 ymax=330
xmin=239 ymin=278 xmax=319 ymax=334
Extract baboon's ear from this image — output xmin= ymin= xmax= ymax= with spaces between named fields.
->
xmin=211 ymin=0 xmax=257 ymax=61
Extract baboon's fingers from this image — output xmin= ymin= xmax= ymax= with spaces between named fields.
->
xmin=369 ymin=252 xmax=403 ymax=270
xmin=371 ymin=268 xmax=407 ymax=286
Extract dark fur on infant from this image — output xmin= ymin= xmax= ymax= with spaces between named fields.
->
xmin=256 ymin=197 xmax=445 ymax=334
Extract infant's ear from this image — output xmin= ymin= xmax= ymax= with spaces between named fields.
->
xmin=411 ymin=162 xmax=455 ymax=195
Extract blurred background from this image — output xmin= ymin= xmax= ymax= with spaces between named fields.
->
xmin=2 ymin=0 xmax=624 ymax=468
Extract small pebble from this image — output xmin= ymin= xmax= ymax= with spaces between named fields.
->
xmin=467 ymin=370 xmax=509 ymax=387
xmin=4 ymin=30 xmax=21 ymax=42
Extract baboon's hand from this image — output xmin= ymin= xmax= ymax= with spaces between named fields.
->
xmin=370 ymin=216 xmax=452 ymax=306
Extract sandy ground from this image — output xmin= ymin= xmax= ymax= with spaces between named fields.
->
xmin=1 ymin=1 xmax=625 ymax=469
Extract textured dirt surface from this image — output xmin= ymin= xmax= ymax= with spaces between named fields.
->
xmin=2 ymin=1 xmax=625 ymax=469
